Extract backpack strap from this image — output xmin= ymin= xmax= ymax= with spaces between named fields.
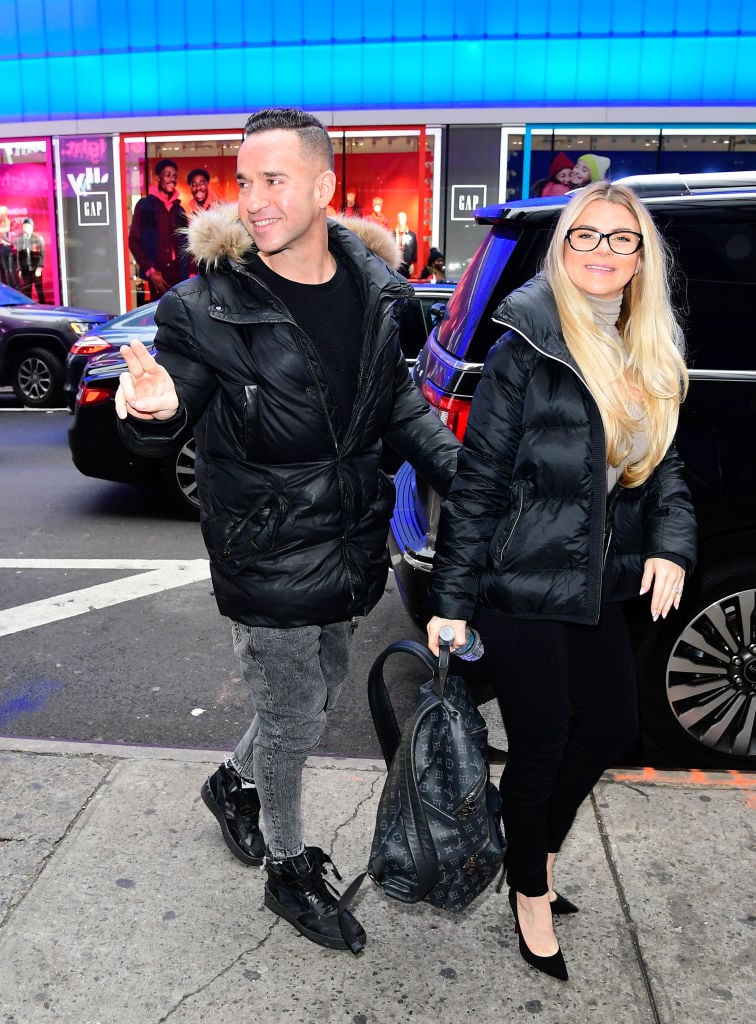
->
xmin=367 ymin=639 xmax=437 ymax=768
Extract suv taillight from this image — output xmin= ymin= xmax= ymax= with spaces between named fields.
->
xmin=421 ymin=380 xmax=471 ymax=441
xmin=78 ymin=384 xmax=114 ymax=407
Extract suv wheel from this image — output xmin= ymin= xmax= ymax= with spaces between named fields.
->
xmin=161 ymin=435 xmax=199 ymax=514
xmin=13 ymin=347 xmax=65 ymax=407
xmin=637 ymin=557 xmax=756 ymax=769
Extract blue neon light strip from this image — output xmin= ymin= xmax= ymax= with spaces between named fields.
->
xmin=1 ymin=3 xmax=754 ymax=122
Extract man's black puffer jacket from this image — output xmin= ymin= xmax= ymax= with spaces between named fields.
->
xmin=119 ymin=206 xmax=460 ymax=627
xmin=428 ymin=276 xmax=697 ymax=626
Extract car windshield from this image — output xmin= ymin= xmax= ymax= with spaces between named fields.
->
xmin=100 ymin=303 xmax=158 ymax=333
xmin=0 ymin=282 xmax=35 ymax=307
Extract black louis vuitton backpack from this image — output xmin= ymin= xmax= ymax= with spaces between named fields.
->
xmin=366 ymin=638 xmax=506 ymax=913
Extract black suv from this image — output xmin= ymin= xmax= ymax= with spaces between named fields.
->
xmin=0 ymin=282 xmax=112 ymax=407
xmin=389 ymin=172 xmax=756 ymax=771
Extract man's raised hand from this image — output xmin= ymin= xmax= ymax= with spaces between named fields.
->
xmin=114 ymin=340 xmax=180 ymax=421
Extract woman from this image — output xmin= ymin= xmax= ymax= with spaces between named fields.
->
xmin=426 ymin=181 xmax=697 ymax=981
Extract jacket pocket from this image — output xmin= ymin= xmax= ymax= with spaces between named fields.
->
xmin=490 ymin=482 xmax=526 ymax=565
xmin=243 ymin=385 xmax=261 ymax=462
xmin=221 ymin=493 xmax=288 ymax=573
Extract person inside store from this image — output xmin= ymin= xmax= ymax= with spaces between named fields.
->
xmin=538 ymin=152 xmax=576 ymax=197
xmin=338 ymin=189 xmax=362 ymax=218
xmin=0 ymin=205 xmax=20 ymax=290
xmin=420 ymin=247 xmax=446 ymax=282
xmin=128 ymin=158 xmax=191 ymax=301
xmin=16 ymin=217 xmax=46 ymax=302
xmin=187 ymin=168 xmax=220 ymax=214
xmin=364 ymin=195 xmax=389 ymax=229
xmin=572 ymin=153 xmax=611 ymax=187
xmin=114 ymin=106 xmax=459 ymax=955
xmin=393 ymin=211 xmax=417 ymax=278
xmin=426 ymin=180 xmax=697 ymax=981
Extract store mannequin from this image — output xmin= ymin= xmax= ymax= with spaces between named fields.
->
xmin=16 ymin=217 xmax=46 ymax=301
xmin=393 ymin=211 xmax=417 ymax=278
xmin=339 ymin=190 xmax=362 ymax=218
xmin=365 ymin=196 xmax=389 ymax=230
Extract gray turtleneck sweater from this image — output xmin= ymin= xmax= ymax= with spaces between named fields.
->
xmin=587 ymin=294 xmax=649 ymax=493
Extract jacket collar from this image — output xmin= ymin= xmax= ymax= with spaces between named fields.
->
xmin=492 ymin=274 xmax=582 ymax=377
xmin=185 ymin=202 xmax=411 ymax=298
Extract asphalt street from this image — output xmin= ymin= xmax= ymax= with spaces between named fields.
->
xmin=0 ymin=403 xmax=435 ymax=758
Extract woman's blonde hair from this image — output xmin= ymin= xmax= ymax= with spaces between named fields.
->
xmin=544 ymin=181 xmax=688 ymax=487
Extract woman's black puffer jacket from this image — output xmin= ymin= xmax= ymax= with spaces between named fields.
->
xmin=119 ymin=207 xmax=460 ymax=627
xmin=428 ymin=276 xmax=697 ymax=626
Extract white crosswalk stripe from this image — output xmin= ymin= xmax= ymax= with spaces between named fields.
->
xmin=0 ymin=559 xmax=211 ymax=637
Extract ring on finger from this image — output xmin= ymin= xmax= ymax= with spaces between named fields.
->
xmin=672 ymin=587 xmax=683 ymax=595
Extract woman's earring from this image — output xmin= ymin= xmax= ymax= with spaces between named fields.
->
xmin=633 ymin=265 xmax=641 ymax=275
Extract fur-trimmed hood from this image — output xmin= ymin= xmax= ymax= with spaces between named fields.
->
xmin=185 ymin=202 xmax=401 ymax=270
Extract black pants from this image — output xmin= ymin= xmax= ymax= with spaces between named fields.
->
xmin=475 ymin=603 xmax=639 ymax=897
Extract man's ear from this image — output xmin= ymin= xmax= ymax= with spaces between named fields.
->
xmin=316 ymin=170 xmax=337 ymax=209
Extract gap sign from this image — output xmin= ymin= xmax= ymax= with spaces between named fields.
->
xmin=451 ymin=185 xmax=487 ymax=221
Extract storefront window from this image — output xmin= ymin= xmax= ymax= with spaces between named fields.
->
xmin=527 ymin=129 xmax=756 ymax=198
xmin=660 ymin=131 xmax=756 ymax=174
xmin=122 ymin=133 xmax=242 ymax=308
xmin=0 ymin=138 xmax=58 ymax=304
xmin=330 ymin=128 xmax=431 ymax=277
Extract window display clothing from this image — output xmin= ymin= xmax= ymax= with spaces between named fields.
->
xmin=16 ymin=223 xmax=46 ymax=302
xmin=129 ymin=185 xmax=191 ymax=301
xmin=394 ymin=224 xmax=417 ymax=278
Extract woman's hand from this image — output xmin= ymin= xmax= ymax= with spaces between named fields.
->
xmin=640 ymin=557 xmax=686 ymax=621
xmin=427 ymin=616 xmax=468 ymax=656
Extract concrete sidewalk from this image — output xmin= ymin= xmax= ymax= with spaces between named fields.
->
xmin=0 ymin=737 xmax=753 ymax=1024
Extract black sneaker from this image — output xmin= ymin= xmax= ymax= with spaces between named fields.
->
xmin=264 ymin=846 xmax=365 ymax=954
xmin=201 ymin=762 xmax=265 ymax=865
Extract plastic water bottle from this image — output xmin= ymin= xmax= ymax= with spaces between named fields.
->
xmin=438 ymin=625 xmax=485 ymax=662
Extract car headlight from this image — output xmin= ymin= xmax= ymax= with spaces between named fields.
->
xmin=68 ymin=321 xmax=96 ymax=336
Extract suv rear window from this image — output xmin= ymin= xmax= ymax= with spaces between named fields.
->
xmin=438 ymin=224 xmax=550 ymax=362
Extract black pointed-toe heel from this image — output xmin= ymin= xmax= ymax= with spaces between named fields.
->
xmin=508 ymin=889 xmax=569 ymax=982
xmin=550 ymin=892 xmax=579 ymax=916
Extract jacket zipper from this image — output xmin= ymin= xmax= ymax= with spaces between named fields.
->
xmin=497 ymin=484 xmax=525 ymax=563
xmin=494 ymin=316 xmax=608 ymax=622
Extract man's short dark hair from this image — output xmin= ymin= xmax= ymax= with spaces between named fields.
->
xmin=155 ymin=158 xmax=178 ymax=176
xmin=243 ymin=108 xmax=334 ymax=171
xmin=187 ymin=168 xmax=210 ymax=184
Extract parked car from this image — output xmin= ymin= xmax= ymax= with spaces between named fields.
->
xmin=64 ymin=301 xmax=159 ymax=411
xmin=0 ymin=282 xmax=113 ymax=407
xmin=389 ymin=172 xmax=756 ymax=771
xmin=68 ymin=281 xmax=455 ymax=514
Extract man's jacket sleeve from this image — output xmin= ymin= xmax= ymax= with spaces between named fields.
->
xmin=117 ymin=289 xmax=217 ymax=458
xmin=383 ymin=348 xmax=460 ymax=496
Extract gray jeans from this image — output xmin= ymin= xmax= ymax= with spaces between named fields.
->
xmin=228 ymin=620 xmax=352 ymax=860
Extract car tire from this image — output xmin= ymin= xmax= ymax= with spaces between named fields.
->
xmin=161 ymin=434 xmax=200 ymax=515
xmin=12 ymin=347 xmax=65 ymax=407
xmin=636 ymin=554 xmax=756 ymax=770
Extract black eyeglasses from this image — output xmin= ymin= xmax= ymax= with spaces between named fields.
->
xmin=566 ymin=228 xmax=643 ymax=255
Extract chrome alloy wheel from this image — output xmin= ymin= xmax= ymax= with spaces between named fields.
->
xmin=17 ymin=353 xmax=54 ymax=403
xmin=174 ymin=438 xmax=199 ymax=510
xmin=665 ymin=588 xmax=756 ymax=759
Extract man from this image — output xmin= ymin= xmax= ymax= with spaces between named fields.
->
xmin=16 ymin=218 xmax=45 ymax=301
xmin=115 ymin=108 xmax=459 ymax=954
xmin=393 ymin=211 xmax=417 ymax=278
xmin=187 ymin=168 xmax=220 ymax=214
xmin=420 ymin=247 xmax=446 ymax=282
xmin=128 ymin=158 xmax=191 ymax=300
